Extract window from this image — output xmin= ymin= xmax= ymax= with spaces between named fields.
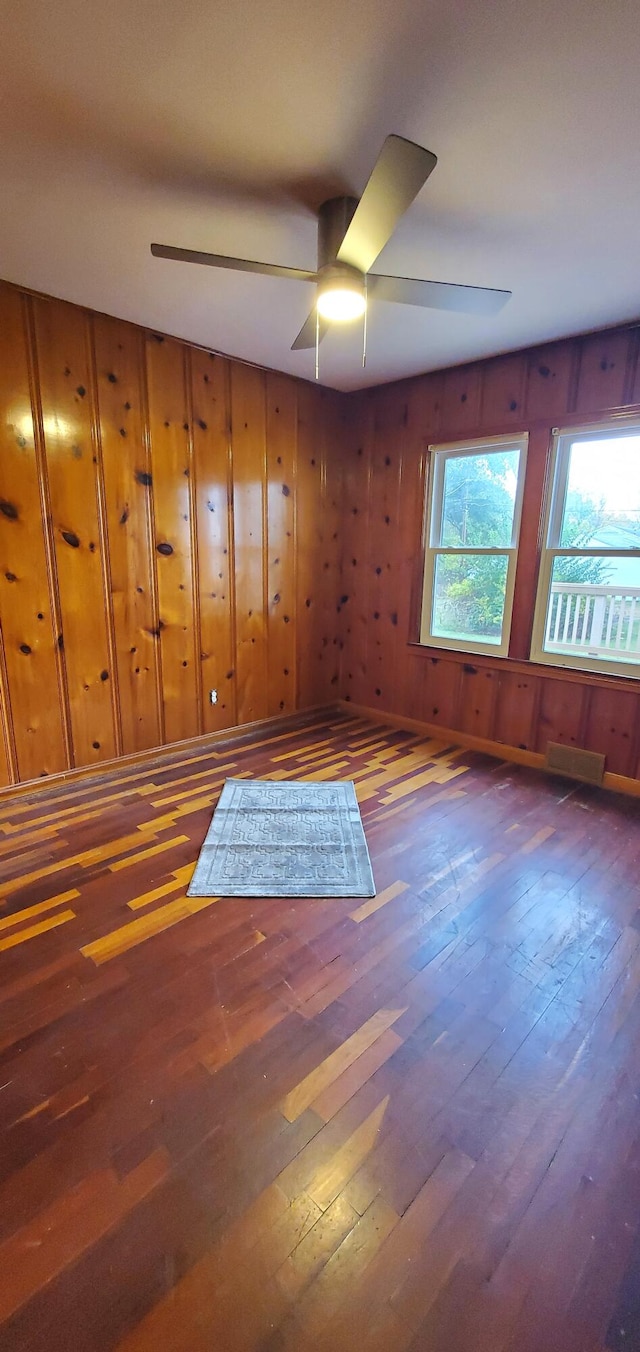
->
xmin=420 ymin=434 xmax=528 ymax=656
xmin=532 ymin=420 xmax=640 ymax=679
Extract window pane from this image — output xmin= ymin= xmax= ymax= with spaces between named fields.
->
xmin=440 ymin=449 xmax=520 ymax=547
xmin=432 ymin=553 xmax=509 ymax=645
xmin=559 ymin=435 xmax=640 ymax=548
xmin=542 ymin=556 xmax=640 ymax=666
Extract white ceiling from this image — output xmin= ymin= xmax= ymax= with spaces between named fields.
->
xmin=1 ymin=0 xmax=640 ymax=391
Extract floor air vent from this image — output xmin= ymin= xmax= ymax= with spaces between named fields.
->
xmin=545 ymin=741 xmax=605 ymax=786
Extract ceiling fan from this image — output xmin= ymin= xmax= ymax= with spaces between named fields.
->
xmin=151 ymin=135 xmax=511 ymax=352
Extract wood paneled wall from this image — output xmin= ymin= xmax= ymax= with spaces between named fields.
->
xmin=339 ymin=324 xmax=640 ymax=781
xmin=3 ymin=271 xmax=639 ymax=792
xmin=0 ymin=281 xmax=343 ymax=787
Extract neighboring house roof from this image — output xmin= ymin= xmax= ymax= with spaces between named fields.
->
xmin=590 ymin=521 xmax=640 ymax=549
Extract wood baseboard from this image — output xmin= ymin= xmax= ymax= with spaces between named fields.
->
xmin=338 ymin=701 xmax=640 ymax=800
xmin=5 ymin=698 xmax=638 ymax=804
xmin=0 ymin=705 xmax=337 ymax=804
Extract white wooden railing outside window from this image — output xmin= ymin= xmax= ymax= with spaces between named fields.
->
xmin=544 ymin=583 xmax=640 ymax=661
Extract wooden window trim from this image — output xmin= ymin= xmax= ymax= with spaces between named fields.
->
xmin=419 ymin=432 xmax=529 ymax=659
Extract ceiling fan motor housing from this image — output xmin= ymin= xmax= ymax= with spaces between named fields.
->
xmin=317 ymin=196 xmax=359 ymax=269
xmin=316 ymin=261 xmax=365 ymax=292
xmin=316 ymin=197 xmax=366 ymax=319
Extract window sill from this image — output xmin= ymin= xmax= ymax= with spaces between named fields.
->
xmin=531 ymin=647 xmax=640 ymax=684
xmin=419 ymin=636 xmax=508 ymax=659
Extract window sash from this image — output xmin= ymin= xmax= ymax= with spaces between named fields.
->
xmin=531 ymin=421 xmax=640 ymax=678
xmin=420 ymin=434 xmax=528 ymax=657
xmin=428 ymin=437 xmax=526 ymax=551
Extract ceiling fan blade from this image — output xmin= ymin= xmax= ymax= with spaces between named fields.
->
xmin=151 ymin=243 xmax=317 ymax=284
xmin=336 ymin=136 xmax=437 ymax=275
xmin=291 ymin=309 xmax=329 ymax=351
xmin=368 ymin=273 xmax=511 ymax=315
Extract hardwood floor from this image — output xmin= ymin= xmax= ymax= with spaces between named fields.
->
xmin=0 ymin=710 xmax=639 ymax=1352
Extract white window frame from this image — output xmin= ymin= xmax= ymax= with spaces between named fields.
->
xmin=531 ymin=417 xmax=640 ymax=680
xmin=420 ymin=432 xmax=529 ymax=657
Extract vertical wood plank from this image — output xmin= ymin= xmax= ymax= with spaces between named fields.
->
xmin=628 ymin=332 xmax=640 ymax=405
xmin=574 ymin=331 xmax=634 ymax=415
xmin=145 ymin=335 xmax=199 ymax=745
xmin=412 ymin=369 xmax=443 ymax=446
xmin=480 ymin=353 xmax=528 ymax=428
xmin=230 ymin=363 xmax=268 ymax=724
xmin=536 ymin=678 xmax=587 ymax=752
xmin=458 ymin=664 xmax=499 ymax=739
xmin=365 ymin=386 xmax=404 ymax=710
xmin=0 ymin=285 xmax=68 ymax=780
xmin=413 ymin=655 xmax=461 ymax=730
xmin=266 ymin=373 xmax=297 ymax=716
xmin=33 ymin=296 xmax=117 ymax=768
xmin=317 ymin=391 xmax=344 ymax=703
xmin=440 ymin=363 xmax=482 ymax=434
xmin=0 ymin=642 xmax=13 ymax=785
xmin=94 ymin=315 xmax=161 ymax=755
xmin=396 ymin=374 xmax=441 ymax=714
xmin=494 ymin=671 xmax=539 ymax=751
xmin=525 ymin=341 xmax=576 ymax=422
xmin=584 ymin=686 xmax=638 ymax=778
xmin=295 ymin=384 xmax=330 ymax=709
xmin=336 ymin=392 xmax=372 ymax=708
xmin=190 ymin=349 xmax=236 ymax=733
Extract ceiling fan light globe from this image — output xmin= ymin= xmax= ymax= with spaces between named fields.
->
xmin=316 ymin=264 xmax=367 ymax=324
xmin=317 ymin=287 xmax=367 ymax=322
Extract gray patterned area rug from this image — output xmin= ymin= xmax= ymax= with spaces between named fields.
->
xmin=187 ymin=779 xmax=376 ymax=898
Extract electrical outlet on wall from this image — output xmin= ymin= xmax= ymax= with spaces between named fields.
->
xmin=209 ymin=690 xmax=218 ymax=705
